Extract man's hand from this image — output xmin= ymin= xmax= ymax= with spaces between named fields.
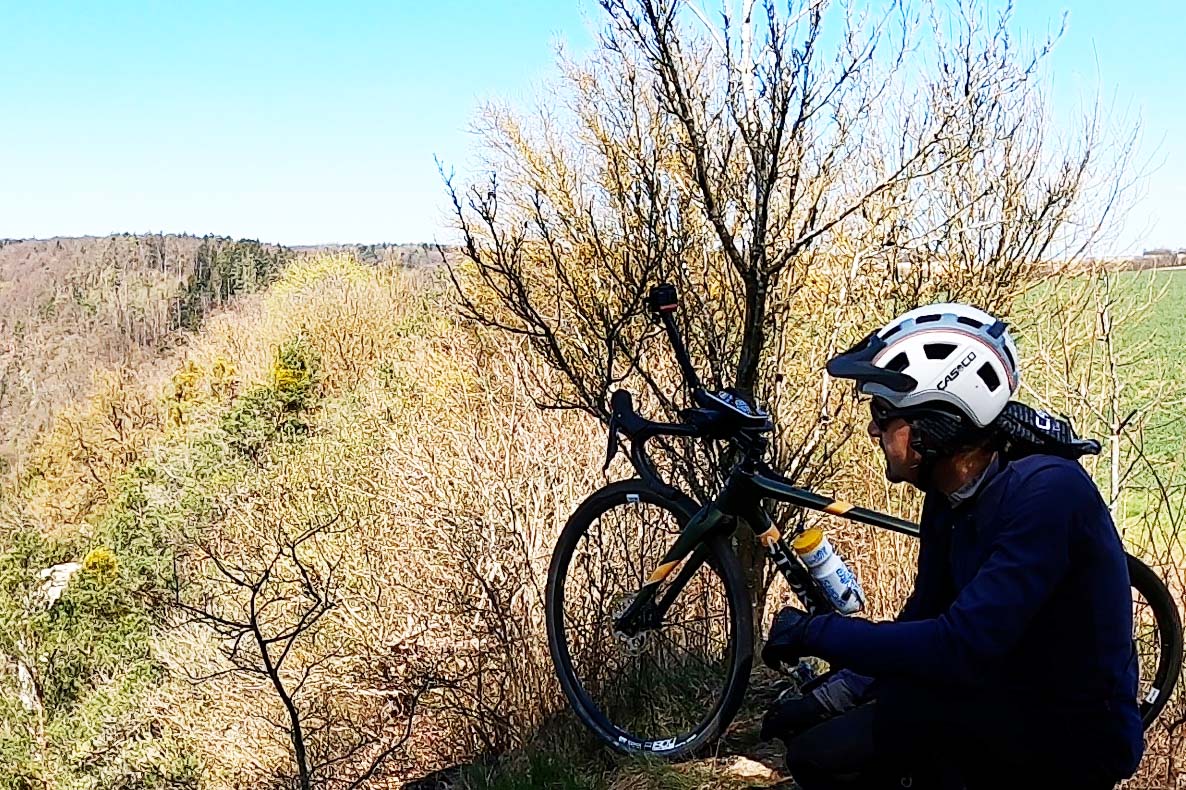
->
xmin=760 ymin=687 xmax=829 ymax=742
xmin=759 ymin=668 xmax=876 ymax=742
xmin=762 ymin=606 xmax=813 ymax=671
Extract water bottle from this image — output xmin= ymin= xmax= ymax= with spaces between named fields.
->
xmin=792 ymin=527 xmax=866 ymax=614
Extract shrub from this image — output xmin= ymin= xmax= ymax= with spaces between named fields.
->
xmin=221 ymin=335 xmax=321 ymax=460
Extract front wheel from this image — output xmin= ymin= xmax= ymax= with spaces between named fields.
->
xmin=546 ymin=480 xmax=753 ymax=759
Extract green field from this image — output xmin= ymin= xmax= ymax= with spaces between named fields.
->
xmin=1021 ymin=268 xmax=1185 ymax=462
xmin=1116 ymin=270 xmax=1185 ymax=547
xmin=1016 ymin=268 xmax=1185 ymax=548
xmin=1116 ymin=269 xmax=1186 ymax=464
xmin=1132 ymin=269 xmax=1186 ymax=352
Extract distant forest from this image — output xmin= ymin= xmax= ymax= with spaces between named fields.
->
xmin=0 ymin=234 xmax=444 ymax=471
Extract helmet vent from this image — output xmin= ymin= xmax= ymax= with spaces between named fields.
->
xmin=885 ymin=352 xmax=910 ymax=372
xmin=957 ymin=315 xmax=984 ymax=328
xmin=882 ymin=323 xmax=904 ymax=339
xmin=924 ymin=342 xmax=957 ymax=360
xmin=1002 ymin=345 xmax=1016 ymax=370
xmin=978 ymin=363 xmax=1001 ymax=392
xmin=916 ymin=314 xmax=942 ymax=324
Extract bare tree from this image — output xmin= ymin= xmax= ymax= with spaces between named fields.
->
xmin=174 ymin=513 xmax=415 ymax=790
xmin=442 ymin=0 xmax=1135 ymax=613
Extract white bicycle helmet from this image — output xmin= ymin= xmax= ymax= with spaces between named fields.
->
xmin=827 ymin=303 xmax=1020 ymax=427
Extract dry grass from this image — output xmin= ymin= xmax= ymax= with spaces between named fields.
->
xmin=164 ymin=256 xmax=1184 ymax=788
xmin=136 ymin=255 xmax=607 ymax=786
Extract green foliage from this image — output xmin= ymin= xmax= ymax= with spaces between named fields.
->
xmin=220 ymin=380 xmax=300 ymax=459
xmin=0 ymin=460 xmax=198 ymax=785
xmin=222 ymin=335 xmax=321 ymax=459
xmin=38 ymin=573 xmax=155 ymax=713
xmin=47 ymin=663 xmax=202 ymax=790
xmin=271 ymin=334 xmax=320 ymax=409
xmin=0 ymin=674 xmax=45 ymax=790
xmin=0 ymin=524 xmax=156 ymax=715
xmin=95 ymin=467 xmax=180 ymax=604
xmin=177 ymin=237 xmax=293 ymax=330
xmin=84 ymin=739 xmax=202 ymax=790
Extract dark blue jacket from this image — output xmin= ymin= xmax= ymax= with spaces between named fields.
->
xmin=803 ymin=454 xmax=1144 ymax=777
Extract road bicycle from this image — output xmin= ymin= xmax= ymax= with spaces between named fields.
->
xmin=544 ymin=284 xmax=1183 ymax=759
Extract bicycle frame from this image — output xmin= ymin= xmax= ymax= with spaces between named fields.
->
xmin=613 ymin=454 xmax=918 ymax=635
xmin=612 ymin=285 xmax=922 ymax=634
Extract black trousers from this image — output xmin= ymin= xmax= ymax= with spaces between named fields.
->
xmin=783 ymin=683 xmax=1121 ymax=790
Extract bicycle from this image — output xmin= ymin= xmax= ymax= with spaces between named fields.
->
xmin=545 ymin=284 xmax=1184 ymax=759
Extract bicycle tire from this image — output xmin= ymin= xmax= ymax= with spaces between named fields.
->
xmin=1127 ymin=553 xmax=1183 ymax=728
xmin=546 ymin=479 xmax=753 ymax=759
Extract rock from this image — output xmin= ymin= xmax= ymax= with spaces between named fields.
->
xmin=16 ymin=658 xmax=41 ymax=713
xmin=0 ymin=562 xmax=86 ymax=714
xmin=39 ymin=561 xmax=83 ymax=607
xmin=723 ymin=755 xmax=778 ymax=784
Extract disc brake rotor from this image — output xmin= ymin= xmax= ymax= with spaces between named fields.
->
xmin=611 ymin=593 xmax=649 ymax=656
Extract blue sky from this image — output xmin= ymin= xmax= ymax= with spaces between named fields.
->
xmin=0 ymin=1 xmax=1181 ymax=253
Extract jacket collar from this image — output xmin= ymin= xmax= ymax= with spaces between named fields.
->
xmin=946 ymin=452 xmax=1003 ymax=508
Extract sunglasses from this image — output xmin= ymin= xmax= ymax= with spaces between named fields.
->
xmin=868 ymin=398 xmax=911 ymax=430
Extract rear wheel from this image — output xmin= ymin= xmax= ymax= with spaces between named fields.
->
xmin=546 ymin=480 xmax=753 ymax=759
xmin=1128 ymin=554 xmax=1183 ymax=728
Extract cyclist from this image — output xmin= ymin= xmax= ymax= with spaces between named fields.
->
xmin=759 ymin=303 xmax=1144 ymax=789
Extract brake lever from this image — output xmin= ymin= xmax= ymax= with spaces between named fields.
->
xmin=603 ymin=414 xmax=621 ymax=472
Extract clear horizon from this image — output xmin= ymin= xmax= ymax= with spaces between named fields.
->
xmin=1 ymin=1 xmax=1182 ymax=255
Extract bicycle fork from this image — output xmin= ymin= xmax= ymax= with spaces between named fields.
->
xmin=614 ymin=499 xmax=826 ymax=638
xmin=612 ymin=501 xmax=729 ymax=636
